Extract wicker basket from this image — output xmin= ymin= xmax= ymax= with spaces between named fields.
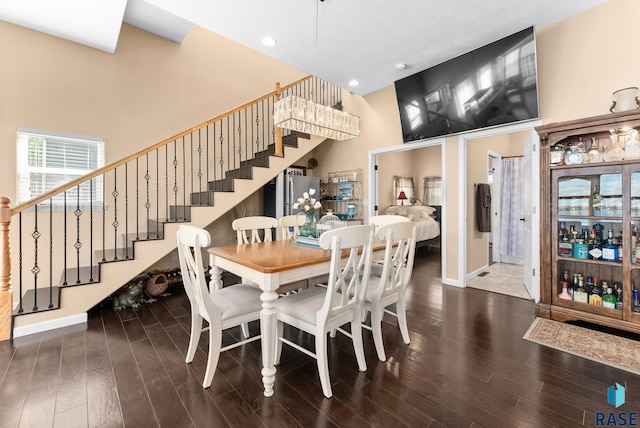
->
xmin=145 ymin=273 xmax=169 ymax=297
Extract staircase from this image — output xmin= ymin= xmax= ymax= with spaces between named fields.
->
xmin=0 ymin=76 xmax=341 ymax=339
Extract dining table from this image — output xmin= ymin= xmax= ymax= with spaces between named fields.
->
xmin=207 ymin=238 xmax=385 ymax=397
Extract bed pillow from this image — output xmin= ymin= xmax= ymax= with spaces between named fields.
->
xmin=407 ymin=205 xmax=436 ymax=216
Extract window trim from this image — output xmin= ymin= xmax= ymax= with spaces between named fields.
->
xmin=16 ymin=127 xmax=105 ymax=211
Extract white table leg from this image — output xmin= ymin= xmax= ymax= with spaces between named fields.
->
xmin=260 ymin=288 xmax=278 ymax=397
xmin=210 ymin=265 xmax=223 ymax=291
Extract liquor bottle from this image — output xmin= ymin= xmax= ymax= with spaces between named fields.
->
xmin=633 ymin=227 xmax=638 ymax=264
xmin=558 ymin=235 xmax=572 ymax=257
xmin=588 ymin=137 xmax=603 ymax=163
xmin=602 ymin=236 xmax=619 ymax=262
xmin=574 ymin=279 xmax=589 ymax=303
xmin=592 ymin=184 xmax=602 ymax=216
xmin=589 ymin=279 xmax=603 ymax=306
xmin=573 ymin=239 xmax=589 ymax=259
xmin=633 ymin=285 xmax=640 ymax=312
xmin=602 ymin=287 xmax=617 ymax=309
xmin=558 ymin=281 xmax=572 ymax=300
xmin=559 ymin=222 xmax=569 ymax=240
xmin=614 ymin=282 xmax=623 ymax=310
xmin=583 ymin=276 xmax=592 ymax=295
xmin=563 ymin=271 xmax=573 ymax=299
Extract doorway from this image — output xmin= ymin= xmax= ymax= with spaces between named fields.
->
xmin=458 ymin=120 xmax=541 ymax=302
xmin=368 ymin=139 xmax=446 ymax=282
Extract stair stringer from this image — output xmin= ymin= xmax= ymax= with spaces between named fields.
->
xmin=12 ymin=135 xmax=325 ymax=337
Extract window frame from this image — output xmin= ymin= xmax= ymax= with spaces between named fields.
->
xmin=16 ymin=127 xmax=105 ymax=211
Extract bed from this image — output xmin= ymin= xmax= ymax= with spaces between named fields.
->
xmin=383 ymin=205 xmax=441 ymax=249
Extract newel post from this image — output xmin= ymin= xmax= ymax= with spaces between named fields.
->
xmin=274 ymin=82 xmax=284 ymax=157
xmin=0 ymin=197 xmax=12 ymax=341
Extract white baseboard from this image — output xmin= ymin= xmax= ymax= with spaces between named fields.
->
xmin=467 ymin=265 xmax=489 ymax=281
xmin=442 ymin=277 xmax=463 ymax=288
xmin=13 ymin=313 xmax=88 ymax=338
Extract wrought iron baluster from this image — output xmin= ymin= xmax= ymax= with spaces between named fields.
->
xmin=145 ymin=153 xmax=150 ymax=239
xmin=206 ymin=125 xmax=210 ymax=205
xmin=89 ymin=179 xmax=94 ymax=281
xmin=173 ymin=140 xmax=178 ymax=221
xmin=226 ymin=118 xmax=230 ymax=190
xmin=231 ymin=113 xmax=242 ymax=169
xmin=18 ymin=212 xmax=23 ymax=313
xmin=75 ymin=186 xmax=83 ymax=282
xmin=136 ymin=158 xmax=139 ymax=240
xmin=255 ymin=107 xmax=261 ymax=156
xmin=197 ymin=129 xmax=203 ymax=205
xmin=244 ymin=109 xmax=249 ymax=164
xmin=182 ymin=136 xmax=186 ymax=220
xmin=32 ymin=205 xmax=39 ymax=311
xmin=102 ymin=174 xmax=106 ymax=262
xmin=112 ymin=169 xmax=119 ymax=261
xmin=165 ymin=145 xmax=169 ymax=222
xmin=49 ymin=199 xmax=53 ymax=308
xmin=63 ymin=191 xmax=67 ymax=285
xmin=219 ymin=122 xmax=225 ymax=191
xmin=125 ymin=163 xmax=129 ymax=259
xmin=155 ymin=148 xmax=159 ymax=236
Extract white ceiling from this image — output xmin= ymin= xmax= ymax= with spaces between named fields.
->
xmin=0 ymin=0 xmax=609 ymax=96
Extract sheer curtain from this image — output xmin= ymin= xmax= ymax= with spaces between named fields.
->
xmin=423 ymin=176 xmax=442 ymax=205
xmin=393 ymin=176 xmax=414 ymax=205
xmin=500 ymin=157 xmax=524 ymax=258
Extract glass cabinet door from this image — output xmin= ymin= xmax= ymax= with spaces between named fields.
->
xmin=552 ymin=166 xmax=623 ymax=316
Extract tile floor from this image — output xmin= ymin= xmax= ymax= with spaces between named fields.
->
xmin=466 ymin=262 xmax=533 ymax=300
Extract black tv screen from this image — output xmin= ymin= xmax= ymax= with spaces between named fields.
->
xmin=394 ymin=27 xmax=539 ymax=142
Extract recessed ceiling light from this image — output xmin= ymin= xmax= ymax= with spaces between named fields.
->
xmin=262 ymin=36 xmax=277 ymax=47
xmin=395 ymin=63 xmax=407 ymax=70
xmin=348 ymin=80 xmax=359 ymax=87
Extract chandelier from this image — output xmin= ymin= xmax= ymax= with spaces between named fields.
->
xmin=273 ymin=95 xmax=360 ymax=141
xmin=273 ymin=0 xmax=360 ymax=141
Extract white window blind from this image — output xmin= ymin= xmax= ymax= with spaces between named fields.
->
xmin=17 ymin=128 xmax=104 ymax=209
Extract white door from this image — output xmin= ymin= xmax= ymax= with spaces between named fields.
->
xmin=488 ymin=154 xmax=502 ymax=264
xmin=523 ymin=131 xmax=539 ymax=300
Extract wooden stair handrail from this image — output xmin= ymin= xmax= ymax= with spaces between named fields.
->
xmin=11 ymin=75 xmax=313 ymax=215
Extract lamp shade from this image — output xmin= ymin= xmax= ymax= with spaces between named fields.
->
xmin=397 ymin=190 xmax=408 ymax=206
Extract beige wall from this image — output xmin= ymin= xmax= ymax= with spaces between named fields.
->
xmin=375 ymin=146 xmax=441 ymax=212
xmin=3 ymin=0 xmax=637 ymax=289
xmin=0 ymin=21 xmax=306 ymax=201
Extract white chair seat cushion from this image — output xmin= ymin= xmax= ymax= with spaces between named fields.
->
xmin=363 ymin=276 xmax=384 ymax=304
xmin=276 ymin=286 xmax=327 ymax=325
xmin=213 ymin=284 xmax=263 ymax=320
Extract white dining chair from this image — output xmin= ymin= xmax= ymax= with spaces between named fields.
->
xmin=177 ymin=225 xmax=262 ymax=388
xmin=362 ymin=221 xmax=417 ymax=361
xmin=232 ymin=216 xmax=278 ymax=244
xmin=275 ymin=224 xmax=374 ymax=398
xmin=278 ymin=214 xmax=305 ymax=240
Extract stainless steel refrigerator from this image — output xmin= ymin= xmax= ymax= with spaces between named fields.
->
xmin=263 ymin=171 xmax=320 ymax=219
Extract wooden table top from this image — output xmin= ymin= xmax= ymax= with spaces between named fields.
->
xmin=207 ymin=240 xmax=332 ymax=274
xmin=207 ymin=239 xmax=386 ymax=274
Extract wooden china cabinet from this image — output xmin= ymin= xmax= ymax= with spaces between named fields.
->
xmin=537 ymin=109 xmax=640 ymax=334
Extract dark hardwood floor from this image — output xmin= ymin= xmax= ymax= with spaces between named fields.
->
xmin=1 ymin=249 xmax=638 ymax=427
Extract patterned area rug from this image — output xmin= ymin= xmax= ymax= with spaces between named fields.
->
xmin=523 ymin=317 xmax=640 ymax=376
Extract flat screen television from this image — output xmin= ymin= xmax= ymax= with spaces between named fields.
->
xmin=394 ymin=27 xmax=539 ymax=143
